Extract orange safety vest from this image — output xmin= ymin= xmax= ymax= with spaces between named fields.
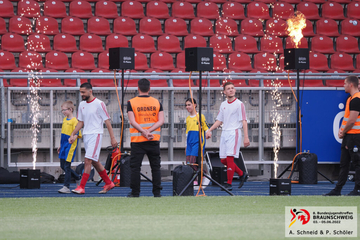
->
xmin=341 ymin=92 xmax=360 ymax=134
xmin=129 ymin=96 xmax=161 ymax=142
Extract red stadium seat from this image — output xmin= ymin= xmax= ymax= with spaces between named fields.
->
xmin=53 ymin=34 xmax=78 ymax=52
xmin=0 ymin=18 xmax=6 ymax=35
xmin=309 ymin=52 xmax=329 ymax=71
xmin=139 ymin=17 xmax=163 ymax=36
xmin=296 ymin=2 xmax=320 ymax=20
xmin=132 ymin=34 xmax=157 ymax=53
xmin=171 ymin=1 xmax=195 ymax=19
xmin=157 ymin=34 xmax=182 ymax=53
xmin=336 ymin=35 xmax=360 ymax=53
xmin=19 ymin=51 xmax=44 ymax=70
xmin=341 ymin=19 xmax=360 ymax=37
xmin=87 ymin=16 xmax=111 ymax=35
xmin=190 ymin=18 xmax=214 ymax=36
xmin=61 ymin=16 xmax=85 ymax=35
xmin=183 ymin=0 xmax=202 ymax=3
xmin=134 ymin=52 xmax=149 ymax=71
xmin=329 ymin=0 xmax=350 ymax=4
xmin=247 ymin=2 xmax=270 ymax=20
xmin=18 ymin=0 xmax=40 ymax=18
xmin=285 ymin=36 xmax=308 ymax=49
xmin=45 ymin=51 xmax=69 ymax=70
xmin=316 ymin=18 xmax=340 ymax=37
xmin=98 ymin=51 xmax=109 ymax=69
xmin=95 ymin=1 xmax=118 ymax=18
xmin=215 ymin=18 xmax=240 ymax=36
xmin=207 ymin=0 xmax=226 ymax=3
xmin=38 ymin=68 xmax=62 ymax=87
xmin=219 ymin=70 xmax=247 ymax=87
xmin=300 ymin=69 xmax=324 ymax=87
xmin=260 ymin=36 xmax=284 ymax=54
xmin=209 ymin=35 xmax=234 ymax=53
xmin=251 ymin=0 xmax=275 ymax=3
xmin=43 ymin=0 xmax=67 ymax=18
xmin=322 ymin=2 xmax=345 ymax=20
xmin=90 ymin=68 xmax=114 ymax=87
xmin=311 ymin=35 xmax=335 ymax=54
xmin=330 ymin=52 xmax=355 ymax=71
xmin=79 ymin=34 xmax=104 ymax=53
xmin=301 ymin=19 xmax=314 ymax=37
xmin=213 ymin=53 xmax=227 ymax=71
xmin=69 ymin=0 xmax=93 ymax=18
xmin=234 ymin=35 xmax=260 ymax=53
xmin=1 ymin=33 xmax=26 ymax=52
xmin=263 ymin=71 xmax=295 ymax=87
xmin=347 ymin=2 xmax=360 ymax=19
xmin=9 ymin=68 xmax=31 ymax=87
xmin=27 ymin=34 xmax=52 ymax=52
xmin=113 ymin=17 xmax=138 ymax=36
xmin=176 ymin=51 xmax=185 ymax=69
xmin=72 ymin=51 xmax=96 ymax=70
xmin=184 ymin=34 xmax=207 ymax=49
xmin=280 ymin=0 xmax=300 ymax=3
xmin=241 ymin=18 xmax=264 ymax=37
xmin=150 ymin=51 xmax=175 ymax=71
xmin=272 ymin=2 xmax=294 ymax=20
xmin=146 ymin=1 xmax=170 ymax=19
xmin=36 ymin=16 xmax=60 ymax=35
xmin=228 ymin=52 xmax=253 ymax=71
xmin=164 ymin=17 xmax=189 ymax=36
xmin=170 ymin=68 xmax=191 ymax=87
xmin=0 ymin=51 xmax=16 ymax=70
xmin=121 ymin=1 xmax=145 ymax=19
xmin=221 ymin=2 xmax=245 ymax=20
xmin=9 ymin=16 xmax=33 ymax=35
xmin=0 ymin=0 xmax=14 ymax=18
xmin=325 ymin=69 xmax=346 ymax=87
xmin=106 ymin=34 xmax=129 ymax=49
xmin=63 ymin=68 xmax=87 ymax=87
xmin=197 ymin=2 xmax=220 ymax=19
xmin=304 ymin=0 xmax=326 ymax=3
xmin=254 ymin=53 xmax=277 ymax=71
xmin=144 ymin=69 xmax=169 ymax=87
xmin=265 ymin=19 xmax=288 ymax=37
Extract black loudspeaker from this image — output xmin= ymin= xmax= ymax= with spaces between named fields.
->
xmin=284 ymin=48 xmax=309 ymax=70
xmin=109 ymin=47 xmax=135 ymax=70
xmin=269 ymin=178 xmax=291 ymax=195
xmin=172 ymin=165 xmax=194 ymax=196
xmin=185 ymin=47 xmax=213 ymax=71
xmin=20 ymin=169 xmax=40 ymax=189
xmin=120 ymin=155 xmax=131 ymax=187
xmin=297 ymin=153 xmax=318 ymax=184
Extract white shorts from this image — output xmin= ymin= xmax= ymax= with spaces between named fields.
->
xmin=219 ymin=129 xmax=242 ymax=159
xmin=83 ymin=134 xmax=103 ymax=161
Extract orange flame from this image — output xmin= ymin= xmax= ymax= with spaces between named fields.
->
xmin=287 ymin=11 xmax=306 ymax=48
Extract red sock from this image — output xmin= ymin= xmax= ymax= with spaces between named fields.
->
xmin=80 ymin=173 xmax=90 ymax=189
xmin=221 ymin=158 xmax=227 ymax=165
xmin=99 ymin=169 xmax=112 ymax=185
xmin=226 ymin=156 xmax=235 ymax=185
xmin=234 ymin=164 xmax=244 ymax=177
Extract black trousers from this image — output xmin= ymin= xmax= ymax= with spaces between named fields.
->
xmin=130 ymin=141 xmax=161 ymax=196
xmin=336 ymin=134 xmax=360 ymax=191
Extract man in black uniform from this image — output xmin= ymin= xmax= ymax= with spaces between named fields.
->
xmin=324 ymin=75 xmax=360 ymax=196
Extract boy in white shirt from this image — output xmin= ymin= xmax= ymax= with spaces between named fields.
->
xmin=206 ymin=81 xmax=250 ymax=191
xmin=69 ymin=83 xmax=118 ymax=194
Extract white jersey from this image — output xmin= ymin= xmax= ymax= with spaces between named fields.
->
xmin=216 ymin=98 xmax=247 ymax=130
xmin=78 ymin=98 xmax=110 ymax=135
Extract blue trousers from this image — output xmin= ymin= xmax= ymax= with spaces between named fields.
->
xmin=60 ymin=159 xmax=80 ymax=188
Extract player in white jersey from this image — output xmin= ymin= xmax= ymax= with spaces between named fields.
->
xmin=206 ymin=81 xmax=250 ymax=191
xmin=69 ymin=83 xmax=118 ymax=194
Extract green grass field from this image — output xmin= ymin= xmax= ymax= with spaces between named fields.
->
xmin=0 ymin=196 xmax=359 ymax=240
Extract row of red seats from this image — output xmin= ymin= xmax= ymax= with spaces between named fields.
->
xmin=2 ymin=68 xmax=356 ymax=88
xmin=2 ymin=0 xmax=358 ymax=3
xmin=1 ymin=0 xmax=359 ymax=21
xmin=1 ymin=31 xmax=359 ymax=57
xmin=1 ymin=49 xmax=360 ymax=73
xmin=1 ymin=15 xmax=360 ymax=38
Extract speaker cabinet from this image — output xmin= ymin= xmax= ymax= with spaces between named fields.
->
xmin=185 ymin=47 xmax=213 ymax=72
xmin=109 ymin=47 xmax=135 ymax=70
xmin=20 ymin=169 xmax=40 ymax=189
xmin=284 ymin=48 xmax=309 ymax=70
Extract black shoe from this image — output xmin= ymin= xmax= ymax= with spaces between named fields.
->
xmin=221 ymin=183 xmax=232 ymax=191
xmin=238 ymin=172 xmax=249 ymax=189
xmin=346 ymin=189 xmax=360 ymax=196
xmin=154 ymin=194 xmax=162 ymax=198
xmin=127 ymin=192 xmax=139 ymax=198
xmin=323 ymin=189 xmax=341 ymax=196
